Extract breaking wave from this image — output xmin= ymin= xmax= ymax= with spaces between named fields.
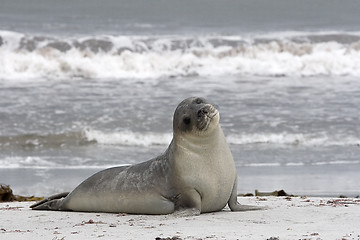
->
xmin=1 ymin=129 xmax=359 ymax=149
xmin=85 ymin=130 xmax=360 ymax=147
xmin=226 ymin=133 xmax=360 ymax=147
xmin=83 ymin=129 xmax=172 ymax=146
xmin=1 ymin=129 xmax=359 ymax=169
xmin=1 ymin=30 xmax=360 ymax=80
xmin=0 ymin=156 xmax=125 ymax=169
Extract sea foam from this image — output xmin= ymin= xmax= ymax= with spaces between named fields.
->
xmin=1 ymin=30 xmax=360 ymax=80
xmin=1 ymin=129 xmax=359 ymax=149
xmin=83 ymin=129 xmax=360 ymax=147
xmin=83 ymin=129 xmax=172 ymax=146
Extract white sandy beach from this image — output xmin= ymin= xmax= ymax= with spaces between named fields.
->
xmin=1 ymin=196 xmax=359 ymax=240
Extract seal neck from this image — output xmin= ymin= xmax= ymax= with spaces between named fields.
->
xmin=173 ymin=125 xmax=224 ymax=152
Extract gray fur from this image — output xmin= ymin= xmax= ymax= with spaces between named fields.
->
xmin=31 ymin=97 xmax=263 ymax=214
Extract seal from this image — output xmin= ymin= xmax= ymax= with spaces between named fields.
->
xmin=31 ymin=97 xmax=262 ymax=214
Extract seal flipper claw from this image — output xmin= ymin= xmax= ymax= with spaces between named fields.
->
xmin=30 ymin=192 xmax=69 ymax=210
xmin=173 ymin=208 xmax=201 ymax=217
xmin=230 ymin=203 xmax=267 ymax=211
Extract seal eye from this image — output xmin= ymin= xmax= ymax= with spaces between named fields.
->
xmin=183 ymin=117 xmax=191 ymax=125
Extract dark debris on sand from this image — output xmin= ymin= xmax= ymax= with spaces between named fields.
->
xmin=0 ymin=184 xmax=43 ymax=202
xmin=155 ymin=237 xmax=182 ymax=240
xmin=239 ymin=189 xmax=292 ymax=197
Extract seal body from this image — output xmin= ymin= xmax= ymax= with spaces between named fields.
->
xmin=31 ymin=97 xmax=260 ymax=214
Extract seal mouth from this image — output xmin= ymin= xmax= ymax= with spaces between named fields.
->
xmin=209 ymin=109 xmax=219 ymax=120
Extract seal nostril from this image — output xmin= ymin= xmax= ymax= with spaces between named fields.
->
xmin=198 ymin=108 xmax=209 ymax=117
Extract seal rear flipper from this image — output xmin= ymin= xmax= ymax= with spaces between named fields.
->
xmin=31 ymin=199 xmax=66 ymax=210
xmin=30 ymin=192 xmax=69 ymax=210
xmin=228 ymin=179 xmax=265 ymax=211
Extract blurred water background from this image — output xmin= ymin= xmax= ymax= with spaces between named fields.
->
xmin=1 ymin=0 xmax=359 ymax=197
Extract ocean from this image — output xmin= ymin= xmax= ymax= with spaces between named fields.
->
xmin=1 ymin=0 xmax=360 ymax=197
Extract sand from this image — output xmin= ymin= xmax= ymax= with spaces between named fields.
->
xmin=1 ymin=196 xmax=359 ymax=240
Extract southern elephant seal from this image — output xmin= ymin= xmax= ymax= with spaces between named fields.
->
xmin=31 ymin=97 xmax=262 ymax=214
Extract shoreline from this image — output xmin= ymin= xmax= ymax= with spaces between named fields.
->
xmin=1 ymin=196 xmax=359 ymax=240
xmin=2 ymin=182 xmax=358 ymax=202
xmin=3 ymin=163 xmax=360 ymax=198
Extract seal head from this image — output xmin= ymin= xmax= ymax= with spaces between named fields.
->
xmin=173 ymin=97 xmax=219 ymax=135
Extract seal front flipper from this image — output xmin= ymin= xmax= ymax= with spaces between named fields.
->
xmin=228 ymin=179 xmax=265 ymax=211
xmin=173 ymin=189 xmax=202 ymax=216
xmin=30 ymin=192 xmax=69 ymax=211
